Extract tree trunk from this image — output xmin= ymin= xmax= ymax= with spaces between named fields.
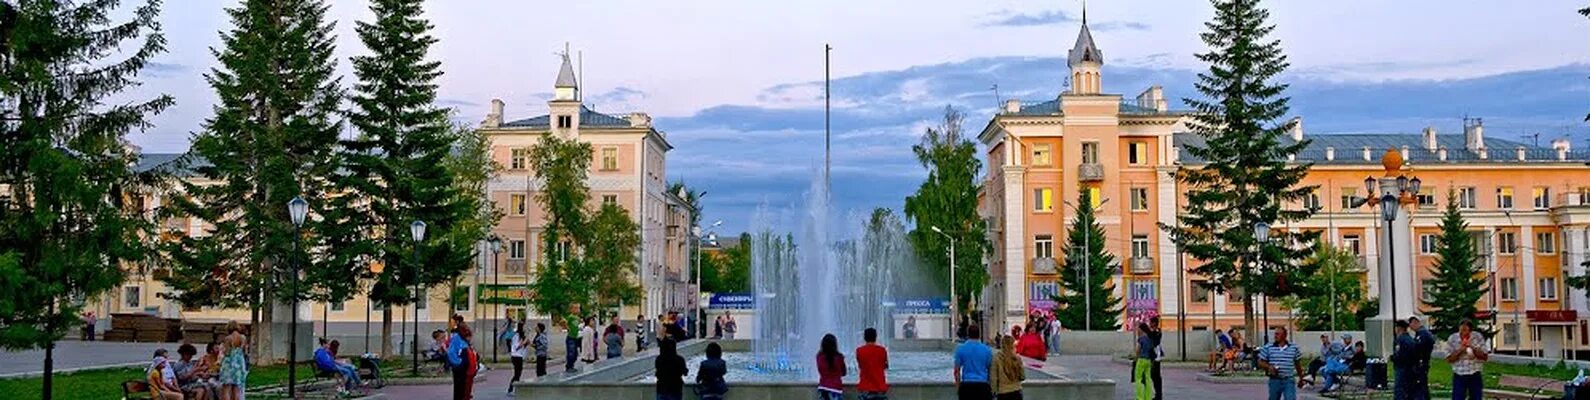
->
xmin=382 ymin=307 xmax=392 ymax=357
xmin=255 ymin=286 xmax=275 ymax=366
xmin=42 ymin=302 xmax=55 ymax=400
xmin=1243 ymin=293 xmax=1257 ymax=345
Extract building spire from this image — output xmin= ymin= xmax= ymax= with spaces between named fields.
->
xmin=1082 ymin=0 xmax=1088 ymax=26
xmin=553 ymin=43 xmax=579 ymax=101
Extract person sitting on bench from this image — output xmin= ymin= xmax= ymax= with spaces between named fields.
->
xmin=315 ymin=340 xmax=361 ymax=393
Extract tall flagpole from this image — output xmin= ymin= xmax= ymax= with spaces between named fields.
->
xmin=824 ymin=44 xmax=832 ymax=194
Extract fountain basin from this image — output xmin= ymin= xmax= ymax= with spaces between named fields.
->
xmin=513 ymin=340 xmax=1115 ymax=400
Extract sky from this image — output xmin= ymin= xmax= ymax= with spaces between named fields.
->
xmin=121 ymin=0 xmax=1590 ymax=235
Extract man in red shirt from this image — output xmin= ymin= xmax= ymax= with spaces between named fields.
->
xmin=856 ymin=327 xmax=890 ymax=400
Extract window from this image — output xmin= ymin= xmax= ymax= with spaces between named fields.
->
xmin=1536 ymin=232 xmax=1556 ymax=254
xmin=510 ymin=194 xmax=526 ymax=216
xmin=1500 ymin=277 xmax=1518 ymax=301
xmin=1034 ymin=235 xmax=1054 ymax=259
xmin=1089 ymin=187 xmax=1103 ymax=209
xmin=1470 ymin=231 xmax=1492 ymax=256
xmin=1578 ymin=187 xmax=1590 ymax=205
xmin=455 ymin=287 xmax=472 ymax=312
xmin=1342 ymin=235 xmax=1362 ymax=255
xmin=1421 ymin=280 xmax=1435 ymax=302
xmin=1416 ymin=188 xmax=1436 ymax=208
xmin=1540 ymin=277 xmax=1559 ymax=300
xmin=1340 ymin=188 xmax=1359 ymax=211
xmin=1302 ymin=189 xmax=1321 ymax=211
xmin=1033 ymin=188 xmax=1053 ymax=212
xmin=1503 ymin=323 xmax=1520 ymax=345
xmin=331 ymin=301 xmax=345 ymax=312
xmin=1497 ymin=187 xmax=1514 ymax=209
xmin=1458 ymin=187 xmax=1477 ymax=209
xmin=1419 ymin=234 xmax=1437 ymax=255
xmin=602 ymin=195 xmax=618 ymax=205
xmin=1498 ymin=232 xmax=1517 ymax=254
xmin=123 ymin=286 xmax=141 ymax=309
xmin=1032 ymin=144 xmax=1052 ymax=166
xmin=415 ymin=288 xmax=427 ymax=310
xmin=557 ymin=115 xmax=573 ymax=129
xmin=1130 ymin=188 xmax=1149 ymax=212
xmin=1081 ymin=142 xmax=1100 ymax=164
xmin=1533 ymin=187 xmax=1551 ymax=209
xmin=601 ymin=147 xmax=618 ymax=171
xmin=1128 ymin=141 xmax=1148 ymax=165
xmin=1131 ymin=235 xmax=1150 ymax=259
xmin=1191 ymin=280 xmax=1211 ymax=303
xmin=509 ymin=239 xmax=526 ymax=259
xmin=555 ymin=241 xmax=571 ymax=261
xmin=510 ymin=148 xmax=528 ymax=170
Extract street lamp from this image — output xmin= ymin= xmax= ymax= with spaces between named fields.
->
xmin=1063 ymin=197 xmax=1110 ymax=331
xmin=286 ymin=197 xmax=307 ymax=398
xmin=367 ymin=260 xmax=384 ymax=355
xmin=1253 ymin=222 xmax=1270 ymax=342
xmin=694 ymin=220 xmax=722 ymax=338
xmin=931 ymin=226 xmax=959 ymax=336
xmin=409 ymin=220 xmax=427 ymax=374
xmin=1351 ymin=155 xmax=1420 ymax=355
xmin=487 ymin=235 xmax=502 ymax=363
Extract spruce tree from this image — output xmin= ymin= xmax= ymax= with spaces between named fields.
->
xmin=332 ymin=0 xmax=483 ymax=357
xmin=0 ymin=1 xmax=171 ymax=397
xmin=1164 ymin=0 xmax=1317 ymax=340
xmin=163 ymin=0 xmax=344 ymax=364
xmin=1051 ymin=190 xmax=1123 ymax=331
xmin=1423 ymin=191 xmax=1487 ymax=337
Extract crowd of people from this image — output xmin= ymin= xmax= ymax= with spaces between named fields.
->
xmin=142 ymin=322 xmax=249 ymax=400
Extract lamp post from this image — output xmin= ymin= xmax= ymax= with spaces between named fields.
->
xmin=1350 ymin=154 xmax=1420 ymax=355
xmin=286 ymin=197 xmax=308 ymax=398
xmin=931 ymin=226 xmax=958 ymax=334
xmin=695 ymin=220 xmax=722 ymax=338
xmin=1064 ymin=198 xmax=1110 ymax=331
xmin=409 ymin=220 xmax=427 ymax=374
xmin=367 ymin=261 xmax=384 ymax=355
xmin=1253 ymin=222 xmax=1270 ymax=342
xmin=487 ymin=235 xmax=501 ymax=363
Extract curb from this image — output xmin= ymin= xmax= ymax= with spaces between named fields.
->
xmin=1194 ymin=372 xmax=1271 ymax=384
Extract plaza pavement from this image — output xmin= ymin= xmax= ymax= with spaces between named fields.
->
xmin=0 ymin=340 xmax=170 ymax=377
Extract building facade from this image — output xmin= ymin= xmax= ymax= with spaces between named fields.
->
xmin=978 ymin=19 xmax=1590 ymax=352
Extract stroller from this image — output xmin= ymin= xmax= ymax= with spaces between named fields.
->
xmin=357 ymin=354 xmax=387 ymax=389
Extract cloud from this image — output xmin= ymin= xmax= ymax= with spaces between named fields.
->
xmin=1092 ymin=21 xmax=1151 ymax=31
xmin=438 ymin=98 xmax=481 ymax=108
xmin=979 ymin=10 xmax=1075 ymax=27
xmin=144 ymin=62 xmax=189 ymax=78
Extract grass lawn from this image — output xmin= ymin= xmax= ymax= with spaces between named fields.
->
xmin=0 ymin=359 xmax=408 ymax=400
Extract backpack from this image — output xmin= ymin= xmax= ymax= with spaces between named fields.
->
xmin=463 ymin=345 xmax=480 ymax=376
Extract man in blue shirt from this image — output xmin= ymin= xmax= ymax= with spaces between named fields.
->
xmin=314 ymin=340 xmax=360 ymax=392
xmin=1258 ymin=326 xmax=1303 ymax=400
xmin=953 ymin=324 xmax=993 ymax=400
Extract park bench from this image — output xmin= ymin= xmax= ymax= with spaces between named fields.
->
xmin=1487 ymin=375 xmax=1565 ymax=400
xmin=120 ymin=379 xmax=152 ymax=400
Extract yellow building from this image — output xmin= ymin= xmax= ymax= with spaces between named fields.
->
xmin=977 ymin=18 xmax=1590 ymax=354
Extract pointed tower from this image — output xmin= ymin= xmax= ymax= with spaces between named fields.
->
xmin=549 ymin=50 xmax=581 ymax=137
xmin=1067 ymin=5 xmax=1104 ymax=95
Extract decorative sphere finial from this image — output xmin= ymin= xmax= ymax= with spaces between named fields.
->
xmin=1382 ymin=148 xmax=1403 ymax=174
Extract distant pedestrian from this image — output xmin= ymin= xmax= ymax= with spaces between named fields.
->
xmin=581 ymin=317 xmax=599 ymax=365
xmin=1147 ymin=316 xmax=1164 ymax=400
xmin=636 ymin=314 xmax=651 ymax=352
xmin=723 ymin=313 xmax=737 ymax=340
xmin=857 ymin=327 xmax=890 ymax=400
xmin=816 ymin=333 xmax=847 ymax=400
xmin=1445 ymin=319 xmax=1489 ymax=400
xmin=1390 ymin=320 xmax=1415 ymax=400
xmin=509 ymin=321 xmax=527 ymax=393
xmin=992 ymin=335 xmax=1025 ymax=400
xmin=532 ymin=323 xmax=549 ymax=377
xmin=654 ymin=339 xmax=687 ymax=400
xmin=447 ymin=316 xmax=479 ymax=400
xmin=218 ymin=322 xmax=248 ymax=400
xmin=1046 ymin=315 xmax=1061 ymax=355
xmin=1257 ymin=326 xmax=1302 ymax=400
xmin=695 ymin=342 xmax=728 ymax=400
xmin=953 ymin=324 xmax=994 ymax=400
xmin=1410 ymin=317 xmax=1435 ymax=400
xmin=903 ymin=315 xmax=918 ymax=339
xmin=605 ymin=320 xmax=624 ymax=360
xmin=1133 ymin=324 xmax=1155 ymax=400
xmin=563 ymin=314 xmax=581 ymax=373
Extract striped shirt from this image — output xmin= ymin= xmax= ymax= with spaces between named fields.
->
xmin=1259 ymin=342 xmax=1302 ymax=379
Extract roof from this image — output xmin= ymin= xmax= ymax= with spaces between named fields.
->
xmin=500 ymin=106 xmax=633 ymax=129
xmin=135 ymin=153 xmax=210 ymax=176
xmin=1175 ymin=133 xmax=1590 ymax=165
xmin=1067 ymin=21 xmax=1103 ymax=66
xmin=1003 ymin=98 xmax=1185 ymax=116
xmin=555 ymin=54 xmax=578 ymax=88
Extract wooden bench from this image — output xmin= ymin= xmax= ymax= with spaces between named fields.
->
xmin=121 ymin=380 xmax=152 ymax=400
xmin=1487 ymin=375 xmax=1565 ymax=400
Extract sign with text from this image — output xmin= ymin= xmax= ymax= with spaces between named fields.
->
xmin=477 ymin=284 xmax=531 ymax=305
xmin=708 ymin=293 xmax=755 ymax=310
xmin=1526 ymin=310 xmax=1578 ymax=323
xmin=1028 ymin=281 xmax=1059 ymax=311
xmin=895 ymin=298 xmax=951 ymax=314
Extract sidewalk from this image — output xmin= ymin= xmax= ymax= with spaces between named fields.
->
xmin=1045 ymin=355 xmax=1271 ymax=399
xmin=0 ymin=340 xmax=172 ymax=377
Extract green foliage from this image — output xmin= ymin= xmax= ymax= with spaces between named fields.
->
xmin=1051 ymin=190 xmax=1122 ymax=330
xmin=1163 ymin=0 xmax=1318 ymax=339
xmin=587 ymin=203 xmax=642 ymax=309
xmin=701 ymin=233 xmax=752 ymax=294
xmin=903 ymin=106 xmax=989 ymax=314
xmin=1280 ymin=244 xmax=1365 ymax=331
xmin=1423 ymin=192 xmax=1488 ymax=337
xmin=0 ymin=0 xmax=172 ymax=362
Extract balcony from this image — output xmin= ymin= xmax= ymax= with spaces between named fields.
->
xmin=506 ymin=259 xmax=528 ymax=274
xmin=1078 ymin=163 xmax=1104 ymax=182
xmin=1032 ymin=257 xmax=1058 ymax=275
xmin=1130 ymin=257 xmax=1155 ymax=274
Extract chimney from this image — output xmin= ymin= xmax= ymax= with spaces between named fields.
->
xmin=1362 ymin=147 xmax=1372 ymax=161
xmin=1422 ymin=126 xmax=1437 ymax=150
xmin=1137 ymin=86 xmax=1167 ymax=112
xmin=1464 ymin=118 xmax=1485 ymax=151
xmin=1517 ymin=146 xmax=1527 ymax=161
xmin=481 ymin=98 xmax=505 ymax=128
xmin=1437 ymin=147 xmax=1448 ymax=161
xmin=1325 ymin=147 xmax=1335 ymax=161
xmin=1170 ymin=146 xmax=1181 ymax=163
xmin=628 ymin=112 xmax=652 ymax=128
xmin=1401 ymin=145 xmax=1410 ymax=162
xmin=1287 ymin=117 xmax=1303 ymax=142
xmin=1005 ymin=99 xmax=1022 ymax=114
xmin=1553 ymin=138 xmax=1571 ymax=160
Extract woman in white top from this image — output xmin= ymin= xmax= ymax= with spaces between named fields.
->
xmin=580 ymin=317 xmax=599 ymax=364
xmin=509 ymin=320 xmax=528 ymax=393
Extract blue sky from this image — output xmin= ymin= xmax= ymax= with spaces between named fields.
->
xmin=122 ymin=1 xmax=1590 ymax=235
